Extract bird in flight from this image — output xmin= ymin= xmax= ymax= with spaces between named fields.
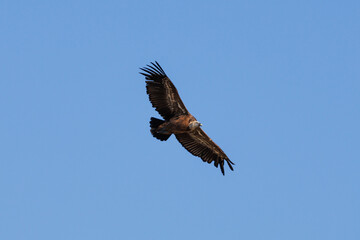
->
xmin=140 ymin=62 xmax=234 ymax=175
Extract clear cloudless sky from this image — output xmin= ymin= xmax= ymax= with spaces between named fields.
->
xmin=1 ymin=0 xmax=359 ymax=239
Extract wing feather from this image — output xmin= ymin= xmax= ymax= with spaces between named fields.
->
xmin=175 ymin=128 xmax=234 ymax=175
xmin=140 ymin=62 xmax=188 ymax=120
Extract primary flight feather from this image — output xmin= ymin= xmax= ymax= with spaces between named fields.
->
xmin=140 ymin=61 xmax=234 ymax=175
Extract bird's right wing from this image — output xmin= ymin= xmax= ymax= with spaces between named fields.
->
xmin=140 ymin=62 xmax=188 ymax=120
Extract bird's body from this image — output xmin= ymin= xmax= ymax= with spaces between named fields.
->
xmin=140 ymin=62 xmax=234 ymax=175
xmin=153 ymin=114 xmax=197 ymax=134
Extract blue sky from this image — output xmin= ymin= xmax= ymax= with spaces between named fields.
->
xmin=1 ymin=0 xmax=359 ymax=239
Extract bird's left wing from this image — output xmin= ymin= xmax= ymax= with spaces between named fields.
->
xmin=175 ymin=128 xmax=234 ymax=175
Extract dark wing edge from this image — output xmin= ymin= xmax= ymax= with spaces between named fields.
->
xmin=140 ymin=61 xmax=188 ymax=120
xmin=175 ymin=128 xmax=234 ymax=175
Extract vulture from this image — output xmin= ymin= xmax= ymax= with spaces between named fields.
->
xmin=140 ymin=62 xmax=234 ymax=175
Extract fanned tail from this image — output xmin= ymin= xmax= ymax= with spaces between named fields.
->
xmin=150 ymin=117 xmax=171 ymax=141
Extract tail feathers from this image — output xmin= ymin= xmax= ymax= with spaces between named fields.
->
xmin=150 ymin=117 xmax=171 ymax=141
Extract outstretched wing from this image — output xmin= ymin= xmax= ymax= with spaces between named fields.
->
xmin=175 ymin=128 xmax=234 ymax=175
xmin=140 ymin=62 xmax=188 ymax=120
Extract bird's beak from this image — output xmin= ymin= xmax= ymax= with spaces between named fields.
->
xmin=200 ymin=123 xmax=202 ymax=126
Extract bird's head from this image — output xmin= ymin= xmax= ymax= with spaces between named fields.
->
xmin=189 ymin=120 xmax=202 ymax=130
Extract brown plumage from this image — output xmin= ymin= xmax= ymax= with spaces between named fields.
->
xmin=140 ymin=61 xmax=234 ymax=175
